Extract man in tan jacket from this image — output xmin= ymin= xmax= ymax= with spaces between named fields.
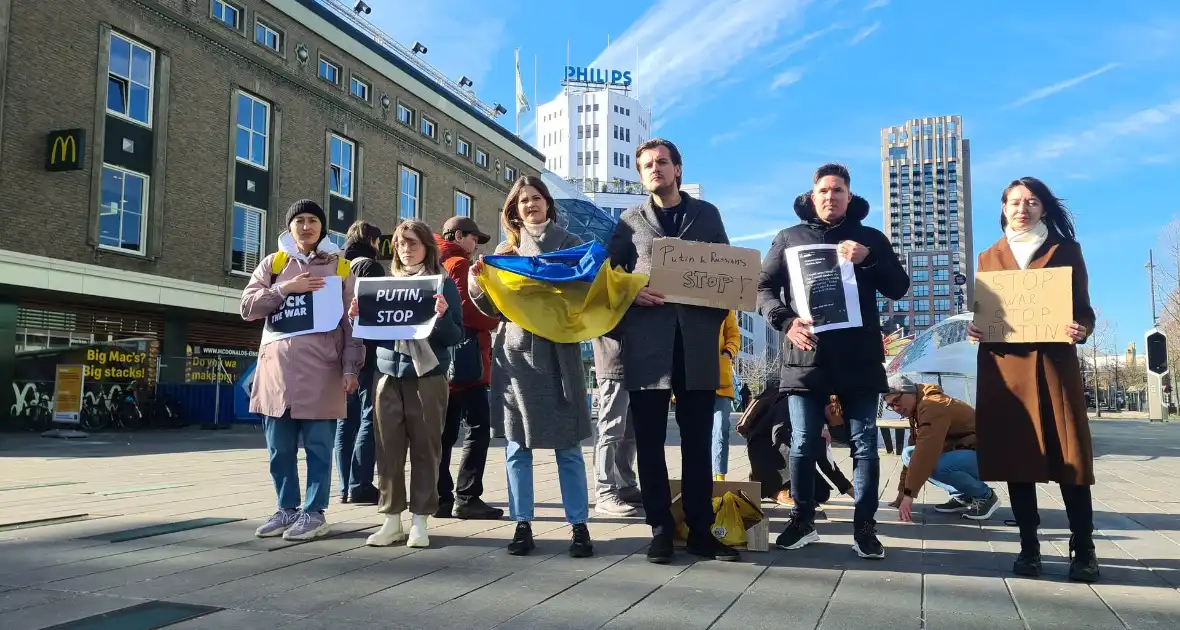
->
xmin=884 ymin=374 xmax=999 ymax=522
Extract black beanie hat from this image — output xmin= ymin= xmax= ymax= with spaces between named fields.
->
xmin=285 ymin=199 xmax=327 ymax=238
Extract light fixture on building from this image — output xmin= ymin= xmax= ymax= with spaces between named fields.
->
xmin=492 ymin=104 xmax=507 ymax=117
xmin=380 ymin=93 xmax=390 ymax=109
xmin=295 ymin=43 xmax=309 ymax=66
xmin=411 ymin=41 xmax=428 ymax=55
xmin=458 ymin=76 xmax=473 ymax=89
xmin=353 ymin=1 xmax=371 ymax=15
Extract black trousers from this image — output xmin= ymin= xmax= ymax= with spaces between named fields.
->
xmin=437 ymin=384 xmax=491 ymax=504
xmin=1007 ymin=482 xmax=1094 ymax=550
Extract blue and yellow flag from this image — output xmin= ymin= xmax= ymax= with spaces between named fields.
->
xmin=476 ymin=242 xmax=648 ymax=343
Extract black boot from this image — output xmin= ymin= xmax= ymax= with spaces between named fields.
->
xmin=570 ymin=524 xmax=594 ymax=558
xmin=1068 ymin=534 xmax=1100 ymax=583
xmin=507 ymin=521 xmax=535 ymax=556
xmin=1013 ymin=544 xmax=1042 ymax=577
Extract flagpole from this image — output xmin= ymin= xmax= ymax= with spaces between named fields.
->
xmin=514 ymin=47 xmax=520 ymax=136
xmin=533 ymin=53 xmax=538 ymax=145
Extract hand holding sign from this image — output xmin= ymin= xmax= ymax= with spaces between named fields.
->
xmin=281 ymin=272 xmax=324 ymax=294
xmin=353 ymin=276 xmax=445 ymax=341
xmin=787 ymin=317 xmax=818 ymax=351
xmin=434 ymin=293 xmax=449 ymax=315
xmin=837 ymin=241 xmax=869 ymax=264
xmin=343 ymin=373 xmax=358 ymax=394
xmin=633 ymin=286 xmax=665 ymax=307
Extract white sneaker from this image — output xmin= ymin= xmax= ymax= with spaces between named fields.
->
xmin=366 ymin=515 xmax=406 ymax=546
xmin=407 ymin=514 xmax=430 ymax=548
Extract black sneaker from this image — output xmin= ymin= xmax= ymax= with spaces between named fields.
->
xmin=962 ymin=489 xmax=1001 ymax=521
xmin=775 ymin=516 xmax=820 ymax=550
xmin=1013 ymin=548 xmax=1042 ymax=577
xmin=852 ymin=521 xmax=885 ymax=559
xmin=686 ymin=533 xmax=740 ymax=562
xmin=570 ymin=524 xmax=594 ymax=558
xmin=646 ymin=533 xmax=674 ymax=564
xmin=433 ymin=499 xmax=455 ymax=519
xmin=453 ymin=498 xmax=505 ymax=520
xmin=349 ymin=485 xmax=380 ymax=506
xmin=933 ymin=497 xmax=969 ymax=513
xmin=507 ymin=521 xmax=535 ymax=556
xmin=1068 ymin=536 xmax=1100 ymax=583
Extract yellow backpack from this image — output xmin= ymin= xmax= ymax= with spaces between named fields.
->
xmin=269 ymin=251 xmax=350 ymax=283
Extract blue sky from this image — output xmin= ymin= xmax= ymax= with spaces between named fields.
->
xmin=372 ymin=0 xmax=1180 ymax=353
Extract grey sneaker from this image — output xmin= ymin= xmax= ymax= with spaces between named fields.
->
xmin=934 ymin=497 xmax=969 ymax=513
xmin=963 ymin=489 xmax=1001 ymax=521
xmin=255 ymin=509 xmax=299 ymax=538
xmin=596 ymin=494 xmax=639 ymax=517
xmin=617 ymin=486 xmax=644 ymax=506
xmin=282 ymin=510 xmax=331 ymax=541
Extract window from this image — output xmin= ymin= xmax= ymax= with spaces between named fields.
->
xmin=329 ymin=134 xmax=354 ymax=200
xmin=914 ymin=314 xmax=931 ymax=327
xmin=350 ymin=75 xmax=371 ymax=102
xmin=254 ymin=18 xmax=282 ymax=52
xmin=626 ymin=128 xmax=631 ymax=142
xmin=420 ymin=117 xmax=437 ymax=140
xmin=913 ymin=285 xmax=930 ymax=297
xmin=504 ymin=165 xmax=517 ymax=182
xmin=318 ymin=56 xmax=340 ymax=85
xmin=935 ymin=314 xmax=948 ymax=323
xmin=933 ymin=269 xmax=949 ymax=282
xmin=934 ymin=299 xmax=951 ymax=312
xmin=397 ymin=102 xmax=414 ymax=126
xmin=475 ymin=149 xmax=489 ymax=169
xmin=457 ymin=137 xmax=471 ymax=159
xmin=912 ymin=270 xmax=929 ymax=282
xmin=99 ymin=165 xmax=149 ymax=255
xmin=577 ymin=125 xmax=584 ymax=140
xmin=107 ymin=32 xmax=154 ymax=127
xmin=933 ymin=254 xmax=950 ymax=266
xmin=915 ymin=300 xmax=930 ymax=312
xmin=895 ymin=300 xmax=910 ymax=311
xmin=399 ymin=165 xmax=420 ymax=220
xmin=211 ymin=0 xmax=241 ymax=30
xmin=934 ymin=284 xmax=951 ymax=296
xmin=593 ymin=124 xmax=599 ymax=138
xmin=454 ymin=191 xmax=472 ymax=217
xmin=911 ymin=254 xmax=928 ymax=266
xmin=877 ymin=299 xmax=889 ymax=312
xmin=324 ymin=232 xmax=346 ymax=250
xmin=613 ymin=152 xmax=619 ymax=166
xmin=235 ymin=91 xmax=270 ymax=169
xmin=593 ymin=151 xmax=599 ymax=165
xmin=232 ymin=203 xmax=265 ymax=274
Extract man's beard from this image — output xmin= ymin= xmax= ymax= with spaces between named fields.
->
xmin=647 ymin=180 xmax=678 ymax=198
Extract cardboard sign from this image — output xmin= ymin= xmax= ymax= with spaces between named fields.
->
xmin=972 ymin=267 xmax=1074 ymax=343
xmin=785 ymin=244 xmax=864 ymax=333
xmin=261 ymin=276 xmax=345 ymax=345
xmin=52 ymin=365 xmax=85 ymax=425
xmin=648 ymin=238 xmax=760 ymax=311
xmin=352 ymin=276 xmax=444 ymax=341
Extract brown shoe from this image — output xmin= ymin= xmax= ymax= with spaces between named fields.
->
xmin=774 ymin=490 xmax=794 ymax=507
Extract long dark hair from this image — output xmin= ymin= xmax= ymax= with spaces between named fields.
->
xmin=500 ymin=176 xmax=558 ymax=254
xmin=1000 ymin=177 xmax=1077 ymax=242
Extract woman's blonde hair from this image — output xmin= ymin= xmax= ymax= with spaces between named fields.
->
xmin=389 ymin=220 xmax=442 ymax=275
xmin=499 ymin=175 xmax=558 ymax=254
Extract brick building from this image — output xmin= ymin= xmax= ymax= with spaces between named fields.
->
xmin=0 ymin=0 xmax=543 ymax=419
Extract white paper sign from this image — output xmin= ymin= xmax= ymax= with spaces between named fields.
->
xmin=261 ymin=276 xmax=345 ymax=345
xmin=352 ymin=276 xmax=443 ymax=341
xmin=785 ymin=244 xmax=863 ymax=333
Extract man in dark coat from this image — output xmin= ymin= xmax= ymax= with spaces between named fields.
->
xmin=756 ymin=164 xmax=909 ymax=559
xmin=608 ymin=138 xmax=739 ymax=564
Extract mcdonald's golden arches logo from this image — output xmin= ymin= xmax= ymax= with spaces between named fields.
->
xmin=46 ymin=129 xmax=86 ymax=172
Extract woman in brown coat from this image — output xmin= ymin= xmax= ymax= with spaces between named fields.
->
xmin=967 ymin=177 xmax=1098 ymax=583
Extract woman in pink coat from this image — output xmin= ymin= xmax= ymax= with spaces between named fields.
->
xmin=240 ymin=199 xmax=364 ymax=541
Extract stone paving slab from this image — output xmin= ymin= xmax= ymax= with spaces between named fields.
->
xmin=2 ymin=417 xmax=1180 ymax=628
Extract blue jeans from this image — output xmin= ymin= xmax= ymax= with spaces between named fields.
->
xmin=787 ymin=393 xmax=880 ymax=524
xmin=264 ymin=413 xmax=335 ymax=513
xmin=712 ymin=396 xmax=734 ymax=476
xmin=901 ymin=446 xmax=990 ymax=501
xmin=505 ymin=440 xmax=589 ymax=525
xmin=335 ymin=368 xmax=376 ymax=496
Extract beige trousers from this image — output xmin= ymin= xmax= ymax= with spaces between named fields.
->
xmin=374 ymin=374 xmax=449 ymax=516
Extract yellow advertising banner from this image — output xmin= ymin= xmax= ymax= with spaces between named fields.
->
xmin=53 ymin=364 xmax=85 ymax=424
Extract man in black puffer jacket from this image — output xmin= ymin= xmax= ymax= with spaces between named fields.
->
xmin=756 ymin=163 xmax=908 ymax=559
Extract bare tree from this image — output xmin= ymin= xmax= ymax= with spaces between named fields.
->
xmin=1085 ymin=313 xmax=1114 ymax=417
xmin=735 ymin=350 xmax=778 ymax=395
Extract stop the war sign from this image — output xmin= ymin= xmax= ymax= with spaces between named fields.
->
xmin=261 ymin=276 xmax=345 ymax=345
xmin=352 ymin=276 xmax=444 ymax=341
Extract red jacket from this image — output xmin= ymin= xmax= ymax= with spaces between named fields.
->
xmin=436 ymin=235 xmax=500 ymax=391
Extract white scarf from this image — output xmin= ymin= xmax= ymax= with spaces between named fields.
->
xmin=522 ymin=219 xmax=550 ymax=238
xmin=1005 ymin=221 xmax=1048 ymax=270
xmin=392 ymin=263 xmax=439 ymax=375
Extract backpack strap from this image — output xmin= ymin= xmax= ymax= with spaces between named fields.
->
xmin=269 ymin=252 xmax=289 ymax=284
xmin=336 ymin=257 xmax=350 ymax=278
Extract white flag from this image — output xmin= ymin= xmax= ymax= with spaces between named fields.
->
xmin=515 ymin=48 xmax=530 ymax=114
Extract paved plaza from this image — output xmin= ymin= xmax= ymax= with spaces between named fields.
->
xmin=3 ymin=416 xmax=1180 ymax=629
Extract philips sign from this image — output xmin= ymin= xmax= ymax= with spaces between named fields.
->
xmin=565 ymin=66 xmax=633 ymax=87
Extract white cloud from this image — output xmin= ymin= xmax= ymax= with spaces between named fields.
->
xmin=771 ymin=68 xmax=805 ymax=90
xmin=864 ymin=0 xmax=889 ymax=10
xmin=763 ymin=24 xmax=841 ymax=66
xmin=585 ymin=0 xmax=815 ymax=117
xmin=731 ymin=229 xmax=784 ymax=243
xmin=848 ymin=21 xmax=880 ymax=45
xmin=709 ymin=114 xmax=777 ymax=145
xmin=1004 ymin=63 xmax=1121 ymax=109
xmin=367 ymin=1 xmax=506 ymax=89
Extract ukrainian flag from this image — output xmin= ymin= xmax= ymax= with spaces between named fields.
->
xmin=476 ymin=242 xmax=648 ymax=344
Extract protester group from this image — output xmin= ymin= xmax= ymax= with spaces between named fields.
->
xmin=239 ymin=137 xmax=1100 ymax=583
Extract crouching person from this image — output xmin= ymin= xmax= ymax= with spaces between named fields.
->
xmin=355 ymin=220 xmax=464 ymax=548
xmin=883 ymin=374 xmax=1000 ymax=523
xmin=241 ymin=200 xmax=363 ymax=541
